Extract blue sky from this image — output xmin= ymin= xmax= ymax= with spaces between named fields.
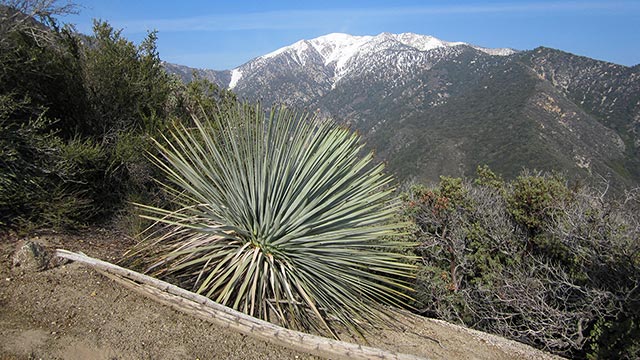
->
xmin=64 ymin=0 xmax=640 ymax=70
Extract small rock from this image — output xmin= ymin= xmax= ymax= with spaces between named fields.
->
xmin=12 ymin=241 xmax=49 ymax=273
xmin=48 ymin=255 xmax=70 ymax=268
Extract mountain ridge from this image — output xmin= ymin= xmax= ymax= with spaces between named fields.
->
xmin=164 ymin=33 xmax=640 ymax=189
xmin=230 ymin=32 xmax=517 ymax=90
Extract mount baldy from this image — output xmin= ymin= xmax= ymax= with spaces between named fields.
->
xmin=166 ymin=33 xmax=640 ymax=188
xmin=228 ymin=33 xmax=516 ymax=99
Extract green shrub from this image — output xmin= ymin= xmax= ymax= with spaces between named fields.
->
xmin=506 ymin=171 xmax=570 ymax=236
xmin=80 ymin=21 xmax=173 ymax=139
xmin=0 ymin=95 xmax=110 ymax=229
xmin=0 ymin=7 xmax=237 ymax=230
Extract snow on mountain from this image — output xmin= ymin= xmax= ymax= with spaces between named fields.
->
xmin=259 ymin=32 xmax=511 ymax=66
xmin=309 ymin=33 xmax=372 ymax=69
xmin=391 ymin=32 xmax=467 ymax=51
xmin=471 ymin=46 xmax=518 ymax=56
xmin=229 ymin=68 xmax=242 ymax=89
xmin=229 ymin=32 xmax=517 ymax=89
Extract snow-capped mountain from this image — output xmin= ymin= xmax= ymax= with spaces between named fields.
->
xmin=229 ymin=32 xmax=516 ymax=90
xmin=165 ymin=33 xmax=640 ymax=190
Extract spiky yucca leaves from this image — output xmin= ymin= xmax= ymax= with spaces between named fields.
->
xmin=127 ymin=103 xmax=416 ymax=336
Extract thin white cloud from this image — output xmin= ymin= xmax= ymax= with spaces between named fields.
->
xmin=116 ymin=1 xmax=639 ymax=33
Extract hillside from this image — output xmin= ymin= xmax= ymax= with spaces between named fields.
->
xmin=165 ymin=33 xmax=640 ymax=189
xmin=162 ymin=61 xmax=230 ymax=85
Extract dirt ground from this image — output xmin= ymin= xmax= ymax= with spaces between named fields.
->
xmin=0 ymin=229 xmax=561 ymax=360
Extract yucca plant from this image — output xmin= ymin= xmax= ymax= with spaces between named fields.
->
xmin=126 ymin=103 xmax=416 ymax=337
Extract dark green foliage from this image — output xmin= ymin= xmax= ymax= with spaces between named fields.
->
xmin=1 ymin=96 xmax=53 ymax=227
xmin=474 ymin=164 xmax=504 ymax=189
xmin=404 ymin=167 xmax=640 ymax=358
xmin=73 ymin=20 xmax=179 ymax=223
xmin=0 ymin=7 xmax=87 ymax=138
xmin=170 ymin=72 xmax=238 ymax=122
xmin=0 ymin=3 xmax=238 ymax=230
xmin=506 ymin=171 xmax=571 ymax=235
xmin=0 ymin=2 xmax=91 ymax=228
xmin=81 ymin=21 xmax=173 ymax=139
xmin=0 ymin=95 xmax=107 ymax=228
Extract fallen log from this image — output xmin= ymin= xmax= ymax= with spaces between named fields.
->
xmin=55 ymin=249 xmax=427 ymax=360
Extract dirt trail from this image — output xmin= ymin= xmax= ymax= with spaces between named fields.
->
xmin=0 ymin=230 xmax=561 ymax=360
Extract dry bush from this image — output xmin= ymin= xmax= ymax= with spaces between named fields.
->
xmin=405 ymin=169 xmax=640 ymax=358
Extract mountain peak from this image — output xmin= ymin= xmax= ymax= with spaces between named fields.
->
xmin=230 ymin=32 xmax=518 ymax=89
xmin=258 ymin=32 xmax=515 ymax=66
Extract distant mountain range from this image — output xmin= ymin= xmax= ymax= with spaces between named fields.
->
xmin=164 ymin=32 xmax=640 ymax=189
